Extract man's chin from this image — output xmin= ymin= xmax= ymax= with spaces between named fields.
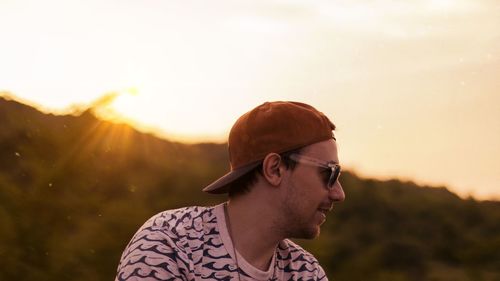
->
xmin=291 ymin=226 xmax=321 ymax=240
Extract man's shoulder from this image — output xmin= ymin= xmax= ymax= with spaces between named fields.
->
xmin=123 ymin=205 xmax=217 ymax=254
xmin=277 ymin=239 xmax=328 ymax=279
xmin=278 ymin=239 xmax=321 ymax=265
xmin=116 ymin=206 xmax=218 ymax=280
xmin=145 ymin=205 xmax=215 ymax=234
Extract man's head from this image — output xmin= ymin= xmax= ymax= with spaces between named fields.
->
xmin=203 ymin=101 xmax=336 ymax=193
xmin=202 ymin=101 xmax=345 ymax=238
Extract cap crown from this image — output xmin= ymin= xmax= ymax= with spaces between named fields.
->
xmin=228 ymin=101 xmax=335 ymax=170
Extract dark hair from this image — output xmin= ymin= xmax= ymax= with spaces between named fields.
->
xmin=227 ymin=147 xmax=303 ymax=199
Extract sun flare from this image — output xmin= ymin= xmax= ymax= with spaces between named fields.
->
xmin=108 ymin=88 xmax=141 ymax=121
xmin=92 ymin=88 xmax=152 ymax=132
xmin=93 ymin=89 xmax=229 ymax=143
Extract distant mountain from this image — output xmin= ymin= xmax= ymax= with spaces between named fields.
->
xmin=0 ymin=95 xmax=499 ymax=281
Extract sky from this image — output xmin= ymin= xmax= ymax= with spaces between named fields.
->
xmin=1 ymin=0 xmax=499 ymax=200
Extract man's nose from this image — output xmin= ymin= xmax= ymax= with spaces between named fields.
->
xmin=329 ymin=180 xmax=345 ymax=202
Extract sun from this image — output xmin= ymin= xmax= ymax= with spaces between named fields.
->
xmin=93 ymin=88 xmax=155 ymax=132
xmin=108 ymin=88 xmax=141 ymax=121
xmin=91 ymin=88 xmax=211 ymax=143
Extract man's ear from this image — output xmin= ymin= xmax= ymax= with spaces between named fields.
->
xmin=262 ymin=153 xmax=283 ymax=186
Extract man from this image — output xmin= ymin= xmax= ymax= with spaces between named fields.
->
xmin=116 ymin=101 xmax=345 ymax=280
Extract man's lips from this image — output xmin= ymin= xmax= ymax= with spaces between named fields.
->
xmin=317 ymin=206 xmax=333 ymax=215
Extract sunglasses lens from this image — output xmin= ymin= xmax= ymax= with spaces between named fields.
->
xmin=328 ymin=166 xmax=341 ymax=188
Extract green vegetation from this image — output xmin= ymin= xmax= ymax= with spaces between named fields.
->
xmin=1 ymin=96 xmax=499 ymax=281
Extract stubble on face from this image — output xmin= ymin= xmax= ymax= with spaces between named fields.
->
xmin=274 ymin=139 xmax=339 ymax=240
xmin=278 ymin=179 xmax=322 ymax=240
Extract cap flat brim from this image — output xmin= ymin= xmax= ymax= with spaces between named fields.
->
xmin=202 ymin=161 xmax=261 ymax=194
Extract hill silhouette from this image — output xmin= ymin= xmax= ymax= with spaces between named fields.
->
xmin=0 ymin=95 xmax=499 ymax=281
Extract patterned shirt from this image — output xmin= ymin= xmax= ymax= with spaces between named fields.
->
xmin=116 ymin=203 xmax=328 ymax=280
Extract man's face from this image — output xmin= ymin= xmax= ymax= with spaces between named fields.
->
xmin=280 ymin=139 xmax=345 ymax=239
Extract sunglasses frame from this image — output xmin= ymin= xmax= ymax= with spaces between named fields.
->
xmin=288 ymin=153 xmax=341 ymax=189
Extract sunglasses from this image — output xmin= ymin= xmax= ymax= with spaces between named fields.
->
xmin=288 ymin=153 xmax=341 ymax=189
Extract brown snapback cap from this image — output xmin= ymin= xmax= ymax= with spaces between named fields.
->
xmin=202 ymin=101 xmax=336 ymax=194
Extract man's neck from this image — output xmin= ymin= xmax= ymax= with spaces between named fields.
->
xmin=224 ymin=200 xmax=283 ymax=271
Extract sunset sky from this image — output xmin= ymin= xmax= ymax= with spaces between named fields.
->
xmin=1 ymin=0 xmax=499 ymax=200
